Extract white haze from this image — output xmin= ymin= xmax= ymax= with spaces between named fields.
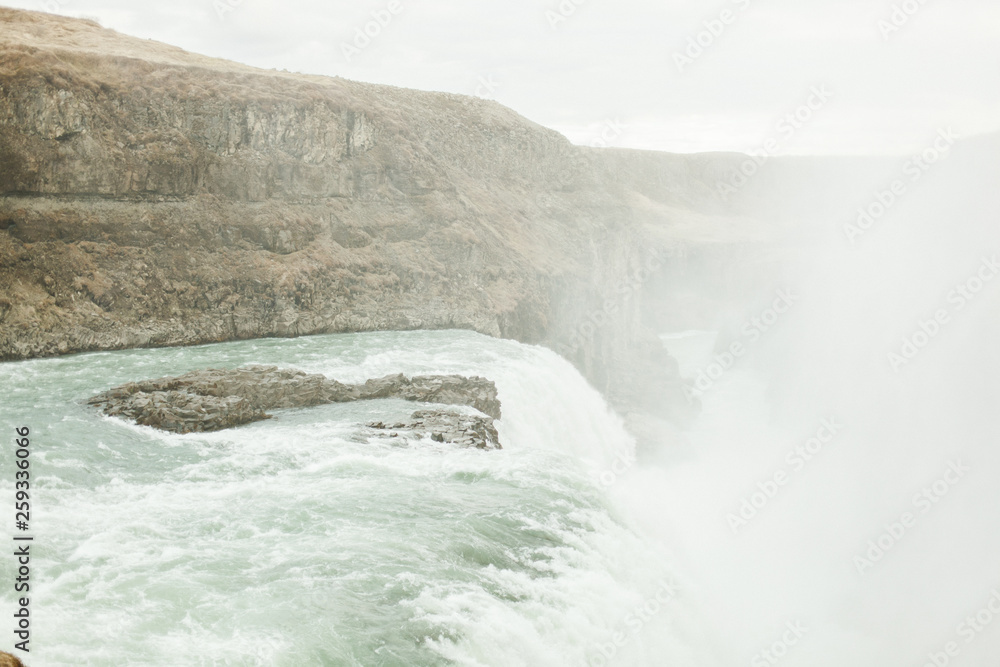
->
xmin=615 ymin=136 xmax=1000 ymax=665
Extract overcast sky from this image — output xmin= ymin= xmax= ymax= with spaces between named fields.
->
xmin=4 ymin=0 xmax=999 ymax=155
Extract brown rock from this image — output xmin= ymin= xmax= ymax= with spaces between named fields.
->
xmin=366 ymin=409 xmax=502 ymax=450
xmin=88 ymin=366 xmax=501 ymax=437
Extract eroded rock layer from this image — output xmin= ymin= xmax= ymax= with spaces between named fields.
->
xmin=367 ymin=411 xmax=502 ymax=450
xmin=88 ymin=366 xmax=501 ymax=439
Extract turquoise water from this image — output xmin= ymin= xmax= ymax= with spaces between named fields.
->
xmin=0 ymin=330 xmax=704 ymax=666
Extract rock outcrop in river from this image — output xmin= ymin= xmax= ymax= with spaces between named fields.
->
xmin=367 ymin=411 xmax=501 ymax=451
xmin=88 ymin=366 xmax=502 ymax=447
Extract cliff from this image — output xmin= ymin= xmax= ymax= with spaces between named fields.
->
xmin=0 ymin=8 xmax=790 ymax=423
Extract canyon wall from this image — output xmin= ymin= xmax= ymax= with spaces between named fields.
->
xmin=0 ymin=8 xmax=800 ymax=422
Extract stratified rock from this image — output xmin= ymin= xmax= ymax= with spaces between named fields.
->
xmin=0 ymin=8 xmax=700 ymax=431
xmin=90 ymin=366 xmax=352 ymax=414
xmin=100 ymin=389 xmax=267 ymax=434
xmin=354 ymin=373 xmax=501 ymax=419
xmin=367 ymin=410 xmax=502 ymax=450
xmin=88 ymin=366 xmax=501 ymax=438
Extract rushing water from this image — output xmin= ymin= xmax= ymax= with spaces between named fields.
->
xmin=1 ymin=330 xmax=720 ymax=667
xmin=11 ymin=324 xmax=994 ymax=666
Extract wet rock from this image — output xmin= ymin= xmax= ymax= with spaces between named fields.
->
xmin=98 ymin=389 xmax=267 ymax=434
xmin=354 ymin=373 xmax=501 ymax=419
xmin=366 ymin=410 xmax=502 ymax=450
xmin=88 ymin=366 xmax=501 ymax=438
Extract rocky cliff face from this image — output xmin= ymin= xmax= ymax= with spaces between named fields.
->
xmin=0 ymin=8 xmax=785 ymax=423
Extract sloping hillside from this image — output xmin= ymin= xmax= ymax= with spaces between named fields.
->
xmin=0 ymin=8 xmax=789 ymax=420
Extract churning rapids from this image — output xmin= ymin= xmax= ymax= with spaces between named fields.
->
xmin=3 ymin=322 xmax=999 ymax=666
xmin=0 ymin=330 xmax=717 ymax=666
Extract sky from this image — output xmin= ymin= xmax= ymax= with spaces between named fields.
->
xmin=3 ymin=0 xmax=999 ymax=155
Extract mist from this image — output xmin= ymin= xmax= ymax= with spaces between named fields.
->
xmin=616 ymin=132 xmax=1000 ymax=665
